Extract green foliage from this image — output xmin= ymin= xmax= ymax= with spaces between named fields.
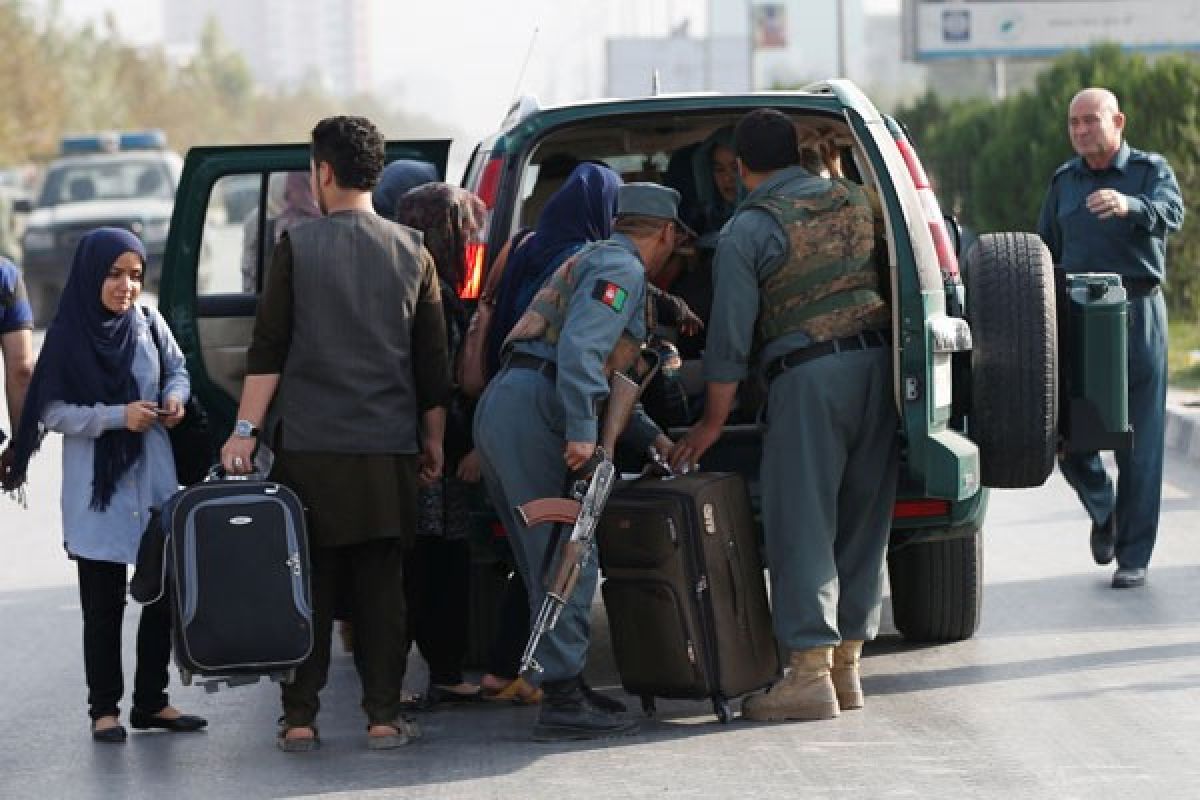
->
xmin=0 ymin=4 xmax=445 ymax=160
xmin=896 ymin=45 xmax=1200 ymax=319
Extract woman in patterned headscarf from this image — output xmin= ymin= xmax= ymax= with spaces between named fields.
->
xmin=393 ymin=183 xmax=488 ymax=704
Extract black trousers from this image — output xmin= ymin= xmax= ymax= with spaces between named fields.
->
xmin=486 ymin=571 xmax=531 ymax=680
xmin=76 ymin=557 xmax=171 ymax=721
xmin=404 ymin=536 xmax=470 ymax=686
xmin=282 ymin=538 xmax=407 ymax=728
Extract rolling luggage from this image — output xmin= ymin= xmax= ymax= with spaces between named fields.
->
xmin=596 ymin=471 xmax=780 ymax=723
xmin=164 ymin=474 xmax=313 ymax=691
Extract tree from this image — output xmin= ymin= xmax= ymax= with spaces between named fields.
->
xmin=897 ymin=46 xmax=1200 ymax=319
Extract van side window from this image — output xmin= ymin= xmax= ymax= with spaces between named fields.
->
xmin=197 ymin=173 xmax=262 ymax=295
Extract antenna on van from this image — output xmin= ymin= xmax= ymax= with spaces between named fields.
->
xmin=511 ymin=26 xmax=540 ymax=103
xmin=651 ymin=69 xmax=661 ymax=96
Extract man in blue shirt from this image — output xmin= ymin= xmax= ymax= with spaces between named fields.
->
xmin=1038 ymin=87 xmax=1185 ymax=589
xmin=0 ymin=258 xmax=34 ymax=485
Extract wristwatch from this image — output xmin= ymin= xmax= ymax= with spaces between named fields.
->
xmin=233 ymin=419 xmax=260 ymax=439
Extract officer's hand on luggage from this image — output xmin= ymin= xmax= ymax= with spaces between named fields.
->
xmin=669 ymin=422 xmax=721 ymax=473
xmin=564 ymin=441 xmax=596 ymax=472
xmin=221 ymin=437 xmax=256 ymax=475
xmin=418 ymin=441 xmax=444 ymax=487
xmin=124 ymin=401 xmax=159 ymax=433
xmin=456 ymin=449 xmax=482 ymax=483
xmin=159 ymin=396 xmax=186 ymax=429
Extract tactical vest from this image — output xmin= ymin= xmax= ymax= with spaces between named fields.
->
xmin=504 ymin=241 xmax=650 ymax=377
xmin=749 ymin=177 xmax=888 ymax=344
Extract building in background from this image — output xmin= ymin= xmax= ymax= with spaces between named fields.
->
xmin=607 ymin=22 xmax=751 ymax=97
xmin=163 ymin=0 xmax=372 ymax=97
xmin=709 ymin=0 xmax=866 ymax=88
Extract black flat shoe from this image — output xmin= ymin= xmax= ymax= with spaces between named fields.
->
xmin=91 ymin=722 xmax=128 ymax=743
xmin=130 ymin=708 xmax=208 ymax=732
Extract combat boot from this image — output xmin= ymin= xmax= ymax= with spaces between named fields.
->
xmin=742 ymin=647 xmax=839 ymax=722
xmin=831 ymin=640 xmax=864 ymax=710
xmin=532 ymin=676 xmax=640 ymax=742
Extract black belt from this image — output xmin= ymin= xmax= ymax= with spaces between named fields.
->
xmin=1122 ymin=277 xmax=1160 ymax=299
xmin=504 ymin=351 xmax=557 ymax=379
xmin=764 ymin=330 xmax=890 ymax=383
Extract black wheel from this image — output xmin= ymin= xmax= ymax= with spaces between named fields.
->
xmin=963 ymin=232 xmax=1058 ymax=488
xmin=888 ymin=531 xmax=983 ymax=642
xmin=714 ymin=697 xmax=733 ymax=725
xmin=640 ymin=696 xmax=657 ymax=718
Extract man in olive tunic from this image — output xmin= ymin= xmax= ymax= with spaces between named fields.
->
xmin=474 ymin=183 xmax=679 ymax=741
xmin=222 ymin=116 xmax=450 ymax=751
xmin=672 ymin=109 xmax=898 ymax=721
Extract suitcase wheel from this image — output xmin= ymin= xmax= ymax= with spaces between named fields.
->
xmin=713 ymin=697 xmax=733 ymax=725
xmin=179 ymin=668 xmax=192 ymax=687
xmin=640 ymin=696 xmax=657 ymax=718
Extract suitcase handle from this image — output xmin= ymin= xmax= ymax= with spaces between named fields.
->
xmin=725 ymin=538 xmax=750 ymax=632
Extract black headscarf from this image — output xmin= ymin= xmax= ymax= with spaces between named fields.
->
xmin=7 ymin=227 xmax=148 ymax=509
xmin=372 ymin=159 xmax=439 ymax=220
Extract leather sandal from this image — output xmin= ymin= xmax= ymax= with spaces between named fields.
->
xmin=277 ymin=724 xmax=320 ymax=753
xmin=481 ymin=677 xmax=543 ymax=705
xmin=91 ymin=718 xmax=128 ymax=743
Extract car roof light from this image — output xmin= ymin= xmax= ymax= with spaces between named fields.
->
xmin=60 ymin=129 xmax=167 ymax=155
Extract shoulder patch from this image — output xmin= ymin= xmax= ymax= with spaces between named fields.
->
xmin=591 ymin=280 xmax=628 ymax=312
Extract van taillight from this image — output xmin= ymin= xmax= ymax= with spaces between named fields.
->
xmin=459 ymin=155 xmax=504 ymax=300
xmin=893 ymin=499 xmax=952 ymax=519
xmin=894 ymin=136 xmax=960 ymax=280
xmin=461 ymin=242 xmax=485 ymax=299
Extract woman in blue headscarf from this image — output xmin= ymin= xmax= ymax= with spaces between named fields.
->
xmin=485 ymin=161 xmax=622 ymax=379
xmin=6 ymin=228 xmax=206 ymax=743
xmin=691 ymin=126 xmax=740 ymax=246
xmin=372 ymin=159 xmax=439 ymax=220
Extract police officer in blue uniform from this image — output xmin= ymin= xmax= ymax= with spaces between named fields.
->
xmin=671 ymin=109 xmax=897 ymax=722
xmin=474 ymin=183 xmax=682 ymax=741
xmin=1038 ymin=87 xmax=1185 ymax=589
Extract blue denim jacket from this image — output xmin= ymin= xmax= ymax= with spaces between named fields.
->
xmin=43 ymin=307 xmax=189 ymax=564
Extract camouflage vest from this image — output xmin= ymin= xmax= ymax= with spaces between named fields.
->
xmin=750 ymin=177 xmax=888 ymax=344
xmin=504 ymin=241 xmax=649 ymax=376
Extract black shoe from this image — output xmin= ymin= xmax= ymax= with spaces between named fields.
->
xmin=91 ymin=721 xmax=127 ymax=743
xmin=1090 ymin=514 xmax=1116 ymax=565
xmin=580 ymin=679 xmax=627 ymax=713
xmin=130 ymin=707 xmax=208 ymax=732
xmin=1111 ymin=567 xmax=1146 ymax=589
xmin=532 ymin=676 xmax=640 ymax=742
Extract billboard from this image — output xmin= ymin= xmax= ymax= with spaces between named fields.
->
xmin=904 ymin=1 xmax=1200 ymax=60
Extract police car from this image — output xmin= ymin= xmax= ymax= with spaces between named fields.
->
xmin=18 ymin=130 xmax=181 ymax=324
xmin=159 ymin=82 xmax=1129 ymax=644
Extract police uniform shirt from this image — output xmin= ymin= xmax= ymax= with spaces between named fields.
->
xmin=1038 ymin=141 xmax=1184 ymax=282
xmin=510 ymin=233 xmax=661 ymax=449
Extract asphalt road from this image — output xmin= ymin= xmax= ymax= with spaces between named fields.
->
xmin=1 ymin=385 xmax=1198 ymax=798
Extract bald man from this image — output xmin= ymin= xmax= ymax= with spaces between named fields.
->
xmin=1038 ymin=88 xmax=1185 ymax=589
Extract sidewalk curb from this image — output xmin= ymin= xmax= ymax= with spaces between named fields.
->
xmin=1165 ymin=395 xmax=1200 ymax=463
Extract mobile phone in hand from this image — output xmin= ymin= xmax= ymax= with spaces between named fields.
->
xmin=155 ymin=408 xmax=172 ymax=416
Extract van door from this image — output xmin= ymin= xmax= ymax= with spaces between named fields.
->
xmin=159 ymin=140 xmax=451 ymax=436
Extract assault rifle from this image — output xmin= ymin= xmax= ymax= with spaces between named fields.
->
xmin=515 ymin=358 xmax=658 ymax=676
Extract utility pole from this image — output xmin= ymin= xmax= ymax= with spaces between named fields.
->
xmin=836 ymin=0 xmax=847 ymax=78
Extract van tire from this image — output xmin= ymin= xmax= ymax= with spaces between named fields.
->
xmin=888 ymin=532 xmax=982 ymax=642
xmin=964 ymin=232 xmax=1057 ymax=488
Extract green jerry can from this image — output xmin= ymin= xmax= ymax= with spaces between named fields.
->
xmin=1059 ymin=272 xmax=1133 ymax=452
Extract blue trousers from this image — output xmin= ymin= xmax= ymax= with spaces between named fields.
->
xmin=1059 ymin=290 xmax=1167 ymax=570
xmin=760 ymin=348 xmax=899 ymax=652
xmin=473 ymin=367 xmax=598 ymax=683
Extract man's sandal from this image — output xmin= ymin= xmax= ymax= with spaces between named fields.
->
xmin=481 ymin=677 xmax=543 ymax=705
xmin=277 ymin=724 xmax=319 ymax=753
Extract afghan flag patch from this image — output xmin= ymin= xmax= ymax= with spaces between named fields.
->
xmin=592 ymin=280 xmax=628 ymax=312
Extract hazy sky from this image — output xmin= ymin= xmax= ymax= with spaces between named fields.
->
xmin=30 ymin=0 xmax=902 ymax=143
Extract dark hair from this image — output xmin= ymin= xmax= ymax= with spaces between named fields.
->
xmin=734 ymin=109 xmax=799 ymax=173
xmin=310 ymin=116 xmax=386 ymax=191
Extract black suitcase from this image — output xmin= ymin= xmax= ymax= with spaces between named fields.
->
xmin=165 ymin=477 xmax=313 ymax=691
xmin=596 ymin=472 xmax=780 ymax=723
